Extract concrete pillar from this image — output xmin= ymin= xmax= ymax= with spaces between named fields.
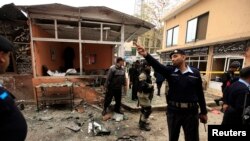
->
xmin=205 ymin=46 xmax=214 ymax=82
xmin=118 ymin=25 xmax=125 ymax=58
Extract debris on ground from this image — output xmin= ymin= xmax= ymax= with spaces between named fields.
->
xmin=76 ymin=107 xmax=85 ymax=113
xmin=88 ymin=113 xmax=111 ymax=136
xmin=65 ymin=122 xmax=81 ymax=132
xmin=211 ymin=109 xmax=221 ymax=114
xmin=46 ymin=126 xmax=53 ymax=129
xmin=16 ymin=100 xmax=25 ymax=110
xmin=88 ymin=104 xmax=103 ymax=111
xmin=17 ymin=103 xmax=25 ymax=110
xmin=38 ymin=116 xmax=53 ymax=121
xmin=112 ymin=113 xmax=125 ymax=122
xmin=116 ymin=135 xmax=146 ymax=141
xmin=22 ymin=93 xmax=222 ymax=141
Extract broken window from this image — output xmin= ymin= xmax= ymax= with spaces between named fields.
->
xmin=211 ymin=57 xmax=243 ymax=81
xmin=33 ymin=19 xmax=55 ymax=38
xmin=81 ymin=22 xmax=100 ymax=41
xmin=57 ymin=20 xmax=78 ymax=39
xmin=102 ymin=24 xmax=121 ymax=42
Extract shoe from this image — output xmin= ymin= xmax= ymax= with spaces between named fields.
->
xmin=157 ymin=94 xmax=160 ymax=96
xmin=214 ymin=99 xmax=220 ymax=106
xmin=102 ymin=110 xmax=107 ymax=116
xmin=139 ymin=121 xmax=151 ymax=131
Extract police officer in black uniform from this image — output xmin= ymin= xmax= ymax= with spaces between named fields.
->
xmin=0 ymin=35 xmax=27 ymax=141
xmin=135 ymin=42 xmax=207 ymax=141
xmin=214 ymin=61 xmax=240 ymax=107
xmin=131 ymin=61 xmax=140 ymax=101
xmin=222 ymin=66 xmax=250 ymax=125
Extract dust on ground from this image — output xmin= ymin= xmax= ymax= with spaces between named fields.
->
xmin=22 ymin=102 xmax=223 ymax=141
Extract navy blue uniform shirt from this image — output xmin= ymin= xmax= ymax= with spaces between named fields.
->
xmin=0 ymin=86 xmax=27 ymax=141
xmin=145 ymin=54 xmax=207 ymax=114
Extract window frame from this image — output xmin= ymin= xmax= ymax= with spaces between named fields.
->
xmin=166 ymin=25 xmax=179 ymax=47
xmin=185 ymin=12 xmax=209 ymax=43
xmin=186 ymin=17 xmax=198 ymax=43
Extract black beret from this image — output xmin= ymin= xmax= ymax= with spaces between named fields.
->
xmin=240 ymin=66 xmax=250 ymax=78
xmin=169 ymin=49 xmax=185 ymax=58
xmin=0 ymin=35 xmax=13 ymax=52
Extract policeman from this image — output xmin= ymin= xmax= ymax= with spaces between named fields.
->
xmin=0 ymin=35 xmax=27 ymax=141
xmin=214 ymin=61 xmax=240 ymax=107
xmin=154 ymin=71 xmax=165 ymax=96
xmin=135 ymin=42 xmax=207 ymax=141
xmin=130 ymin=61 xmax=140 ymax=101
xmin=222 ymin=66 xmax=250 ymax=125
xmin=137 ymin=62 xmax=154 ymax=131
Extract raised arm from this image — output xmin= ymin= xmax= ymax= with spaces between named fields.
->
xmin=134 ymin=42 xmax=173 ymax=78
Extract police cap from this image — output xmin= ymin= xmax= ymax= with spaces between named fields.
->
xmin=0 ymin=35 xmax=13 ymax=52
xmin=169 ymin=49 xmax=185 ymax=58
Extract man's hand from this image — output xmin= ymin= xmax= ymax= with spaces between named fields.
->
xmin=222 ymin=104 xmax=229 ymax=112
xmin=133 ymin=42 xmax=148 ymax=57
xmin=199 ymin=114 xmax=208 ymax=124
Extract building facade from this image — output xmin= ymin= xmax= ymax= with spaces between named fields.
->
xmin=160 ymin=0 xmax=250 ymax=95
xmin=124 ymin=28 xmax=162 ymax=63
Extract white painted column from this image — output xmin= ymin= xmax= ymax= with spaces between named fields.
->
xmin=119 ymin=24 xmax=125 ymax=58
xmin=29 ymin=18 xmax=36 ymax=77
xmin=79 ymin=21 xmax=83 ymax=75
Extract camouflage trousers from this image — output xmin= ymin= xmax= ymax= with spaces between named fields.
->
xmin=137 ymin=92 xmax=153 ymax=122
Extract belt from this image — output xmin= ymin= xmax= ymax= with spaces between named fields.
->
xmin=168 ymin=101 xmax=197 ymax=108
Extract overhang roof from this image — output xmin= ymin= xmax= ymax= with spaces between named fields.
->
xmin=18 ymin=3 xmax=154 ymax=42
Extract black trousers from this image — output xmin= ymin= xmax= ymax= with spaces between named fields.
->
xmin=156 ymin=81 xmax=163 ymax=95
xmin=103 ymin=88 xmax=122 ymax=112
xmin=132 ymin=81 xmax=138 ymax=100
xmin=222 ymin=107 xmax=243 ymax=125
xmin=167 ymin=111 xmax=199 ymax=141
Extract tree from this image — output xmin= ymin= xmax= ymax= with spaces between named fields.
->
xmin=135 ymin=0 xmax=183 ymax=29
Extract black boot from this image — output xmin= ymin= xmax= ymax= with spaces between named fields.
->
xmin=139 ymin=120 xmax=151 ymax=131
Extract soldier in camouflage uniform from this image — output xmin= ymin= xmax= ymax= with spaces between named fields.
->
xmin=137 ymin=62 xmax=154 ymax=131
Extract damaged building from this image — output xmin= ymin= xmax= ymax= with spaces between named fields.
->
xmin=0 ymin=3 xmax=33 ymax=100
xmin=10 ymin=3 xmax=154 ymax=108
